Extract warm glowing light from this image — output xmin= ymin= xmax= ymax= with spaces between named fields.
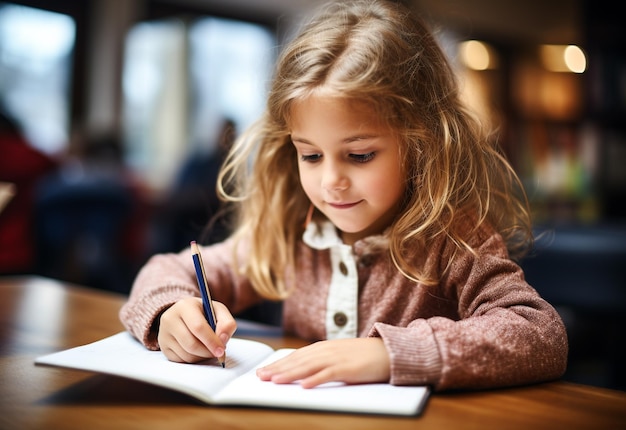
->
xmin=459 ymin=40 xmax=497 ymax=71
xmin=540 ymin=44 xmax=586 ymax=73
xmin=564 ymin=45 xmax=586 ymax=73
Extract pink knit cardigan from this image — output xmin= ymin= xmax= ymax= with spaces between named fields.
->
xmin=120 ymin=220 xmax=568 ymax=391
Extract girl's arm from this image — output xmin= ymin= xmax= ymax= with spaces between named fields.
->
xmin=372 ymin=225 xmax=569 ymax=391
xmin=119 ymin=238 xmax=262 ymax=350
xmin=258 ymin=222 xmax=567 ymax=391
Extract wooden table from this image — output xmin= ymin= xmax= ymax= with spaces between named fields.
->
xmin=1 ymin=276 xmax=625 ymax=430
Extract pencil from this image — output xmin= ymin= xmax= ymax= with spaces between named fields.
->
xmin=190 ymin=241 xmax=226 ymax=368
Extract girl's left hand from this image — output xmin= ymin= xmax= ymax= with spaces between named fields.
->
xmin=256 ymin=337 xmax=390 ymax=388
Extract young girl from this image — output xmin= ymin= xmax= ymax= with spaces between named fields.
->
xmin=120 ymin=0 xmax=568 ymax=391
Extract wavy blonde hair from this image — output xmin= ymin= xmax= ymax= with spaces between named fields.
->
xmin=217 ymin=0 xmax=532 ymax=299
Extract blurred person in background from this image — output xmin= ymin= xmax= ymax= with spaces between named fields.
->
xmin=33 ymin=129 xmax=146 ymax=293
xmin=149 ymin=118 xmax=237 ymax=254
xmin=0 ymin=109 xmax=57 ymax=274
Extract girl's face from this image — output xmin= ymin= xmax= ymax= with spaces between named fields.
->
xmin=290 ymin=95 xmax=405 ymax=245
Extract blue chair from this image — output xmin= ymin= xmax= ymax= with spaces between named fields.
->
xmin=34 ymin=172 xmax=136 ymax=294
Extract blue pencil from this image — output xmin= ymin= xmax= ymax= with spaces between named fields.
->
xmin=191 ymin=241 xmax=226 ymax=367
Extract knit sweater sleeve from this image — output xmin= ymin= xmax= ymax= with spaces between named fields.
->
xmin=371 ymin=224 xmax=568 ymax=391
xmin=119 ymin=238 xmax=261 ymax=350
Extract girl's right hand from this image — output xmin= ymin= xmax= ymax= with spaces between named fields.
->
xmin=157 ymin=297 xmax=237 ymax=363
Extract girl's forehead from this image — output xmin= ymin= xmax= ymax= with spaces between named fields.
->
xmin=286 ymin=95 xmax=404 ymax=151
xmin=288 ymin=95 xmax=381 ymax=123
xmin=286 ymin=97 xmax=400 ymax=144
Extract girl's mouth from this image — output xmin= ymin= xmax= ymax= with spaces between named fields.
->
xmin=327 ymin=201 xmax=361 ymax=209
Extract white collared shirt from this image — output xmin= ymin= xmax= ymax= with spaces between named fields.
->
xmin=303 ymin=221 xmax=358 ymax=339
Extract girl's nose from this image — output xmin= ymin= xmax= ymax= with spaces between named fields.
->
xmin=321 ymin=162 xmax=349 ymax=191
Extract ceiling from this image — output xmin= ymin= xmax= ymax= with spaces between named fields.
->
xmin=170 ymin=0 xmax=583 ymax=45
xmin=412 ymin=0 xmax=583 ymax=45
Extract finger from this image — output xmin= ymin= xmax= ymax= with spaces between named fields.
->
xmin=184 ymin=312 xmax=225 ymax=359
xmin=163 ymin=321 xmax=214 ymax=360
xmin=270 ymin=362 xmax=328 ymax=385
xmin=161 ymin=346 xmax=184 ymax=363
xmin=258 ymin=350 xmax=327 ymax=384
xmin=159 ymin=330 xmax=211 ymax=363
xmin=160 ymin=298 xmax=220 ymax=360
xmin=300 ymin=367 xmax=337 ymax=389
xmin=213 ymin=301 xmax=237 ymax=343
xmin=176 ymin=328 xmax=217 ymax=359
xmin=162 ymin=344 xmax=209 ymax=364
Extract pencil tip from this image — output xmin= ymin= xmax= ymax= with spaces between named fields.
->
xmin=222 ymin=362 xmax=225 ymax=368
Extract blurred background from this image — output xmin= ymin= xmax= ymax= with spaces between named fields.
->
xmin=0 ymin=0 xmax=624 ymax=391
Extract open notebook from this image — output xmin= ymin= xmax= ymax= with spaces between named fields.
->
xmin=35 ymin=331 xmax=430 ymax=416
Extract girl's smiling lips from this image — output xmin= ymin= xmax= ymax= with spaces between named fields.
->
xmin=327 ymin=200 xmax=362 ymax=209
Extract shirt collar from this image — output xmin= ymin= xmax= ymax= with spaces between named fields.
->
xmin=303 ymin=220 xmax=392 ymax=252
xmin=303 ymin=220 xmax=344 ymax=250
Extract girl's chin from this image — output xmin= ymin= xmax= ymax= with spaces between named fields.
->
xmin=335 ymin=224 xmax=374 ymax=243
xmin=328 ymin=220 xmax=368 ymax=235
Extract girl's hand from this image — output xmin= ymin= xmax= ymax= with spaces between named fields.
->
xmin=157 ymin=297 xmax=237 ymax=363
xmin=256 ymin=337 xmax=390 ymax=388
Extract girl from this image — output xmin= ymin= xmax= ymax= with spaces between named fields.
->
xmin=120 ymin=0 xmax=568 ymax=391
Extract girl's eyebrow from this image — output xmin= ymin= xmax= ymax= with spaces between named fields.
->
xmin=289 ymin=135 xmax=310 ymax=144
xmin=290 ymin=134 xmax=380 ymax=145
xmin=344 ymin=134 xmax=379 ymax=143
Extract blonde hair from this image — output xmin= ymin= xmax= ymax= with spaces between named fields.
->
xmin=218 ymin=0 xmax=533 ymax=298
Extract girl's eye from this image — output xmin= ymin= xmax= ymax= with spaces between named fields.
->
xmin=300 ymin=154 xmax=322 ymax=163
xmin=349 ymin=152 xmax=375 ymax=163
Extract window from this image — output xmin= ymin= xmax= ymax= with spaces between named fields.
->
xmin=122 ymin=16 xmax=275 ymax=193
xmin=0 ymin=2 xmax=75 ymax=154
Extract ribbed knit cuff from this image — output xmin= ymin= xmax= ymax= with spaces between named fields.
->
xmin=119 ymin=284 xmax=197 ymax=350
xmin=370 ymin=321 xmax=442 ymax=387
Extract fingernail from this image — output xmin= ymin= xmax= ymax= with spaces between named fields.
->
xmin=215 ymin=347 xmax=224 ymax=357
